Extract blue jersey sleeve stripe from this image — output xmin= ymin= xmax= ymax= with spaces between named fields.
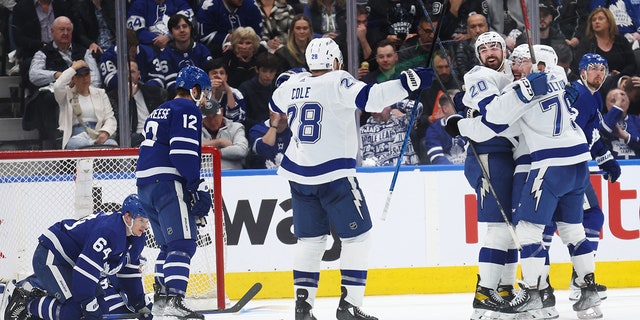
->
xmin=73 ymin=264 xmax=100 ymax=283
xmin=281 ymin=156 xmax=357 ymax=176
xmin=42 ymin=229 xmax=75 ymax=266
xmin=530 ymin=144 xmax=590 ymax=162
xmin=170 ymin=136 xmax=200 ymax=145
xmin=136 ymin=166 xmax=180 ymax=178
xmin=270 ymin=99 xmax=284 ymax=114
xmin=478 ymin=94 xmax=498 ymax=115
xmin=354 ymin=84 xmax=373 ymax=111
xmin=169 ymin=149 xmax=199 ymax=157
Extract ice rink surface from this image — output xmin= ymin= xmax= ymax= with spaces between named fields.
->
xmin=204 ymin=287 xmax=639 ymax=319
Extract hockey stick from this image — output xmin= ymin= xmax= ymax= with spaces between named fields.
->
xmin=416 ymin=0 xmax=522 ymax=249
xmin=380 ymin=0 xmax=448 ymax=221
xmin=103 ymin=282 xmax=262 ymax=319
xmin=519 ymin=0 xmax=537 ymax=63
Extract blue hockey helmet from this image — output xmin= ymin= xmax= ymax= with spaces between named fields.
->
xmin=579 ymin=53 xmax=608 ymax=74
xmin=121 ymin=194 xmax=147 ymax=219
xmin=176 ymin=65 xmax=212 ymax=92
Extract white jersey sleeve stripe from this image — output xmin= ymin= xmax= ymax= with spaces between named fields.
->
xmin=42 ymin=229 xmax=75 ymax=266
xmin=136 ymin=166 xmax=181 ymax=178
xmin=170 ymin=136 xmax=200 ymax=145
xmin=169 ymin=149 xmax=199 ymax=157
xmin=73 ymin=264 xmax=100 ymax=283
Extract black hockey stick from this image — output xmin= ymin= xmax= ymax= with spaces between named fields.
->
xmin=381 ymin=0 xmax=449 ymax=220
xmin=103 ymin=282 xmax=262 ymax=319
xmin=416 ymin=0 xmax=521 ymax=249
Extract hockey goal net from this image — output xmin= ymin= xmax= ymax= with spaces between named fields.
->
xmin=0 ymin=147 xmax=226 ymax=310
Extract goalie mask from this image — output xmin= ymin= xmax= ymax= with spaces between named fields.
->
xmin=305 ymin=38 xmax=343 ymax=71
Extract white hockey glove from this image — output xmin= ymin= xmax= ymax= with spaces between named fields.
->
xmin=513 ymin=72 xmax=548 ymax=103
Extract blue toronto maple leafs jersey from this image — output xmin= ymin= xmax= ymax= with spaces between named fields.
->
xmin=37 ymin=212 xmax=146 ymax=304
xmin=149 ymin=41 xmax=212 ymax=90
xmin=197 ymin=0 xmax=262 ymax=49
xmin=127 ymin=0 xmax=194 ymax=45
xmin=136 ymin=98 xmax=203 ymax=187
xmin=99 ymin=44 xmax=159 ymax=91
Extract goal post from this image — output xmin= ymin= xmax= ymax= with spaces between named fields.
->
xmin=0 ymin=146 xmax=226 ymax=311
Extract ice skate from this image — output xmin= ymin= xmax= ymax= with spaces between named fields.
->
xmin=152 ymin=283 xmax=167 ymax=316
xmin=163 ymin=295 xmax=204 ymax=319
xmin=295 ymin=288 xmax=317 ymax=320
xmin=569 ymin=269 xmax=607 ymax=301
xmin=497 ymin=284 xmax=517 ymax=303
xmin=470 ymin=275 xmax=506 ymax=320
xmin=4 ymin=285 xmax=31 ymax=320
xmin=336 ymin=286 xmax=378 ymax=320
xmin=539 ymin=284 xmax=559 ymax=319
xmin=572 ymin=273 xmax=603 ymax=319
xmin=499 ymin=282 xmax=544 ymax=320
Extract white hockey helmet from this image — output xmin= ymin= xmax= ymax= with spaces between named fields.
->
xmin=510 ymin=44 xmax=531 ymax=63
xmin=305 ymin=38 xmax=343 ymax=71
xmin=531 ymin=44 xmax=558 ymax=72
xmin=474 ymin=31 xmax=506 ymax=63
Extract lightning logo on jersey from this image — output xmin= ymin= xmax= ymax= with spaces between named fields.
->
xmin=349 ymin=177 xmax=364 ymax=220
xmin=531 ymin=168 xmax=546 ymax=211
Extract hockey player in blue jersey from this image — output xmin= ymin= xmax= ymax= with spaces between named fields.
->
xmin=269 ymin=37 xmax=434 ymax=320
xmin=99 ymin=29 xmax=159 ymax=91
xmin=150 ymin=14 xmax=212 ymax=96
xmin=4 ymin=194 xmax=151 ymax=320
xmin=136 ymin=65 xmax=212 ymax=320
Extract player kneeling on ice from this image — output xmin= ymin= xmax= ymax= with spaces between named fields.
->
xmin=4 ymin=194 xmax=152 ymax=320
xmin=269 ymin=37 xmax=434 ymax=320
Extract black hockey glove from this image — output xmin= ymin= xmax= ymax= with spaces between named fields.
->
xmin=445 ymin=114 xmax=463 ymax=137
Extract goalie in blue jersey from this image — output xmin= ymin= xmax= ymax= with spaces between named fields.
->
xmin=269 ymin=37 xmax=434 ymax=320
xmin=4 ymin=194 xmax=151 ymax=320
xmin=136 ymin=65 xmax=213 ymax=320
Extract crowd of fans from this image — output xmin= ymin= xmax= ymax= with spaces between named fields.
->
xmin=0 ymin=0 xmax=639 ymax=167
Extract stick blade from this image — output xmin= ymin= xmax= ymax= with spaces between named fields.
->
xmin=205 ymin=282 xmax=262 ymax=314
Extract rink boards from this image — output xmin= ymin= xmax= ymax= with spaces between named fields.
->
xmin=220 ymin=161 xmax=640 ymax=299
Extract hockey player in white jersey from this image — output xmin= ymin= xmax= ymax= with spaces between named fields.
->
xmin=269 ymin=38 xmax=434 ymax=320
xmin=463 ymin=45 xmax=604 ymax=319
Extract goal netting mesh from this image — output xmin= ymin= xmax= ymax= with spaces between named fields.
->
xmin=0 ymin=147 xmax=226 ymax=310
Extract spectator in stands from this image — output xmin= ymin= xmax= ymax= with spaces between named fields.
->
xmin=69 ymin=0 xmax=115 ymax=60
xmin=383 ymin=0 xmax=419 ymax=48
xmin=126 ymin=0 xmax=194 ymax=50
xmin=204 ymin=58 xmax=246 ymax=123
xmin=108 ymin=60 xmax=167 ymax=147
xmin=454 ymin=12 xmax=489 ymax=83
xmin=397 ymin=16 xmax=436 ymax=69
xmin=424 ymin=94 xmax=467 ymax=164
xmin=257 ymin=0 xmax=294 ymax=54
xmin=572 ymin=7 xmax=637 ymax=76
xmin=304 ymin=0 xmax=348 ymax=64
xmin=360 ymin=99 xmax=422 ymax=167
xmin=222 ymin=26 xmax=267 ymax=88
xmin=361 ymin=39 xmax=400 ymax=84
xmin=413 ymin=50 xmax=460 ymax=164
xmin=601 ymin=87 xmax=640 ymax=159
xmin=248 ymin=111 xmax=292 ymax=169
xmin=11 ymin=0 xmax=72 ymax=90
xmin=99 ymin=29 xmax=158 ymax=92
xmin=0 ymin=0 xmax=14 ymax=75
xmin=197 ymin=0 xmax=262 ymax=58
xmin=201 ymin=99 xmax=249 ymax=170
xmin=516 ymin=1 xmax=572 ymax=71
xmin=238 ymin=51 xmax=281 ymax=139
xmin=426 ymin=0 xmax=489 ymax=43
xmin=590 ymin=0 xmax=640 ymax=43
xmin=621 ymin=75 xmax=640 ymax=115
xmin=53 ymin=60 xmax=117 ymax=149
xmin=355 ymin=4 xmax=377 ymax=75
xmin=150 ymin=14 xmax=212 ymax=97
xmin=24 ymin=16 xmax=101 ymax=149
xmin=487 ymin=0 xmax=524 ymax=51
xmin=275 ymin=14 xmax=312 ymax=70
xmin=557 ymin=0 xmax=590 ymax=49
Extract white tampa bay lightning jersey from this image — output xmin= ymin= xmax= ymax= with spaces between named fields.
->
xmin=484 ymin=65 xmax=591 ymax=169
xmin=270 ymin=70 xmax=410 ymax=184
xmin=463 ymin=65 xmax=513 ymax=113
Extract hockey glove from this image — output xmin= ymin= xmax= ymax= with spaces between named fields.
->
xmin=445 ymin=114 xmax=463 ymax=137
xmin=186 ymin=179 xmax=212 ymax=220
xmin=453 ymin=91 xmax=466 ymax=113
xmin=564 ymin=83 xmax=580 ymax=107
xmin=399 ymin=67 xmax=434 ymax=94
xmin=596 ymin=151 xmax=621 ymax=183
xmin=514 ymin=72 xmax=548 ymax=103
xmin=81 ymin=298 xmax=103 ymax=320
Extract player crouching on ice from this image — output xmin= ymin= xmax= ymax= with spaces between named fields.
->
xmin=4 ymin=194 xmax=152 ymax=320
